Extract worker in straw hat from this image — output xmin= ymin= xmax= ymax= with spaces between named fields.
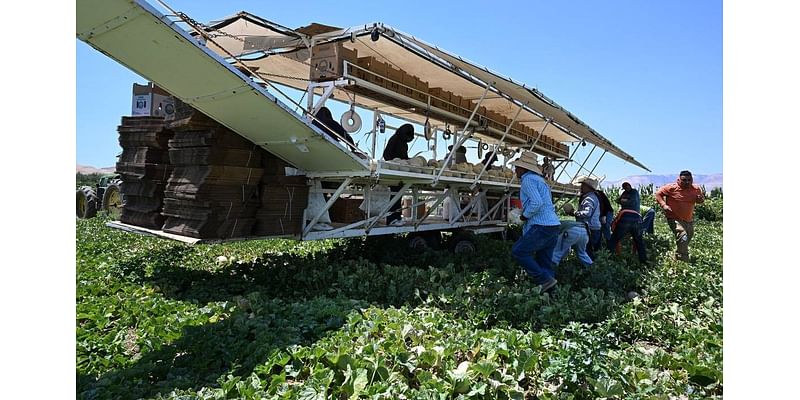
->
xmin=510 ymin=150 xmax=561 ymax=293
xmin=568 ymin=176 xmax=603 ymax=260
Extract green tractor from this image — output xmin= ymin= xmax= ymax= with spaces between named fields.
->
xmin=76 ymin=174 xmax=124 ymax=219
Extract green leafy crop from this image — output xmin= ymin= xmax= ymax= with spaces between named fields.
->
xmin=77 ymin=194 xmax=722 ymax=399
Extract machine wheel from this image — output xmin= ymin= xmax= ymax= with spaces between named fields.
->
xmin=102 ymin=180 xmax=124 ymax=219
xmin=407 ymin=232 xmax=441 ymax=251
xmin=449 ymin=232 xmax=477 ymax=255
xmin=76 ymin=186 xmax=98 ymax=219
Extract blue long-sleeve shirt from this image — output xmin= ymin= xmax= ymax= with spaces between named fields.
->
xmin=519 ymin=171 xmax=560 ymax=233
xmin=618 ymin=188 xmax=641 ymax=212
xmin=575 ymin=191 xmax=601 ymax=230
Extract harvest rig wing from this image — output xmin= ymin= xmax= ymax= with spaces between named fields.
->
xmin=77 ymin=0 xmax=649 ymax=244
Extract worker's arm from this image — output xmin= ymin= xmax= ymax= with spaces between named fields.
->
xmin=695 ymin=186 xmax=706 ymax=204
xmin=654 ymin=186 xmax=672 ymax=213
xmin=574 ymin=194 xmax=597 ymax=219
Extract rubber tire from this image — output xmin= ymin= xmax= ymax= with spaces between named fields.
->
xmin=407 ymin=232 xmax=441 ymax=251
xmin=101 ymin=180 xmax=124 ymax=219
xmin=76 ymin=186 xmax=98 ymax=219
xmin=449 ymin=232 xmax=477 ymax=255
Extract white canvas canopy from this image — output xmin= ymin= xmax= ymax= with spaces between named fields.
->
xmin=201 ymin=14 xmax=649 ymax=171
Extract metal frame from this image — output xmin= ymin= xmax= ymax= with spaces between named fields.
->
xmin=82 ymin=0 xmax=619 ymax=248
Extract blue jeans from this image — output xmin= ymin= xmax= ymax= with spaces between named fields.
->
xmin=512 ymin=224 xmax=560 ymax=285
xmin=587 ymin=229 xmax=602 ymax=260
xmin=601 ymin=211 xmax=613 ymax=247
xmin=551 ymin=225 xmax=593 ymax=266
xmin=642 ymin=208 xmax=656 ymax=234
xmin=608 ymin=214 xmax=647 ymax=263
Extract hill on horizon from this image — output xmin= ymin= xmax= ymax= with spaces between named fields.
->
xmin=604 ymin=173 xmax=722 ymax=189
xmin=76 ymin=164 xmax=116 ymax=175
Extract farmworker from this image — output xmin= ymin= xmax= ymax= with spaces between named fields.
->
xmin=608 ymin=182 xmax=647 ymax=264
xmin=510 ymin=151 xmax=561 ymax=293
xmin=312 ymin=107 xmax=355 ymax=147
xmin=654 ymin=170 xmax=705 ymax=261
xmin=596 ymin=188 xmax=614 ymax=249
xmin=551 ymin=206 xmax=593 ymax=267
xmin=541 ymin=156 xmax=555 ymax=181
xmin=568 ymin=176 xmax=602 ymax=260
xmin=482 ymin=151 xmax=499 ymax=170
xmin=446 ymin=144 xmax=468 ymax=165
xmin=383 ymin=124 xmax=416 ymax=226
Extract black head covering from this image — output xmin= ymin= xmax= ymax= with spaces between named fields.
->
xmin=316 ymin=107 xmax=334 ymax=121
xmin=313 ymin=107 xmax=355 ymax=146
xmin=397 ymin=123 xmax=415 ymax=142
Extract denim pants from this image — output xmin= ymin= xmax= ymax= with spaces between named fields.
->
xmin=512 ymin=224 xmax=560 ymax=285
xmin=601 ymin=211 xmax=613 ymax=247
xmin=586 ymin=229 xmax=602 ymax=260
xmin=608 ymin=215 xmax=647 ymax=263
xmin=642 ymin=208 xmax=656 ymax=234
xmin=552 ymin=226 xmax=593 ymax=266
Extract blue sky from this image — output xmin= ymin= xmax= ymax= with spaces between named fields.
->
xmin=76 ymin=0 xmax=722 ymax=181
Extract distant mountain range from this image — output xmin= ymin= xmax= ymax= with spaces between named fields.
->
xmin=603 ymin=173 xmax=722 ymax=189
xmin=76 ymin=164 xmax=115 ymax=175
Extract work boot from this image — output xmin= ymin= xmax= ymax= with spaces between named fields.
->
xmin=540 ymin=278 xmax=557 ymax=293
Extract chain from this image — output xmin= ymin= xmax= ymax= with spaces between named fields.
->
xmin=176 ymin=12 xmax=244 ymax=43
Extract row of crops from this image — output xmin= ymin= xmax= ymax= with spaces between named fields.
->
xmin=77 ymin=196 xmax=722 ymax=399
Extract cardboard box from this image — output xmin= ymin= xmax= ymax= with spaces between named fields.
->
xmin=310 ymin=42 xmax=358 ymax=81
xmin=132 ymin=82 xmax=176 ymax=119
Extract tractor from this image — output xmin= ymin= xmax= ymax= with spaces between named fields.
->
xmin=76 ymin=174 xmax=124 ymax=219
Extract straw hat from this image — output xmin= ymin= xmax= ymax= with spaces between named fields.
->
xmin=573 ymin=176 xmax=599 ymax=190
xmin=511 ymin=151 xmax=542 ymax=175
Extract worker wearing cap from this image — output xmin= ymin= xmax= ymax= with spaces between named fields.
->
xmin=568 ymin=176 xmax=602 ymax=260
xmin=510 ymin=151 xmax=561 ymax=293
xmin=654 ymin=170 xmax=705 ymax=261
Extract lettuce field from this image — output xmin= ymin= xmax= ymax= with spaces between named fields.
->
xmin=76 ymin=196 xmax=722 ymax=399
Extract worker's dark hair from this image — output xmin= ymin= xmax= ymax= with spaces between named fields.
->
xmin=397 ymin=123 xmax=415 ymax=141
xmin=315 ymin=106 xmax=333 ymax=120
xmin=679 ymin=170 xmax=692 ymax=177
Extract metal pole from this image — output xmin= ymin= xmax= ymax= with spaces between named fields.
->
xmin=372 ymin=110 xmax=379 ymax=159
xmin=478 ymin=193 xmax=509 ymax=224
xmin=553 ymin=143 xmax=582 ymax=184
xmin=528 ymin=118 xmax=551 ymax=152
xmin=587 ymin=150 xmax=607 ymax=178
xmin=452 ymin=192 xmax=482 ymax=224
xmin=414 ymin=188 xmax=450 ymax=228
xmin=364 ymin=183 xmax=412 ymax=232
xmin=302 ymin=178 xmax=352 ymax=237
xmin=433 ymin=83 xmax=493 ymax=185
xmin=471 ymin=104 xmax=525 ymax=188
xmin=571 ymin=144 xmax=597 ymax=182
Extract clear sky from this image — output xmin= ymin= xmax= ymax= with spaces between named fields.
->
xmin=77 ymin=0 xmax=722 ymax=181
